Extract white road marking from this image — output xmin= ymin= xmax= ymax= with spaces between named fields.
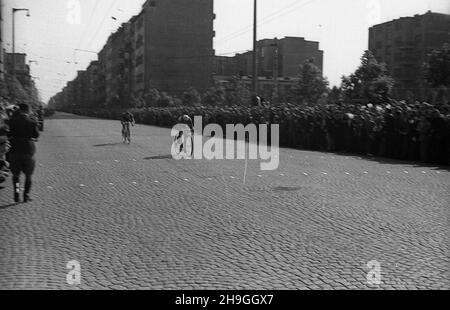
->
xmin=230 ymin=176 xmax=235 ymax=179
xmin=387 ymin=171 xmax=391 ymax=174
xmin=345 ymin=172 xmax=350 ymax=175
xmin=422 ymin=171 xmax=426 ymax=174
xmin=257 ymin=175 xmax=262 ymax=177
xmin=80 ymin=184 xmax=85 ymax=187
xmin=322 ymin=172 xmax=328 ymax=175
xmin=303 ymin=173 xmax=308 ymax=176
xmin=404 ymin=171 xmax=409 ymax=174
xmin=364 ymin=171 xmax=368 ymax=174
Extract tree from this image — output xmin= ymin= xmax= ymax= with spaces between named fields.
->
xmin=327 ymin=86 xmax=343 ymax=105
xmin=289 ymin=59 xmax=329 ymax=105
xmin=202 ymin=85 xmax=226 ymax=106
xmin=224 ymin=77 xmax=251 ymax=106
xmin=144 ymin=88 xmax=161 ymax=107
xmin=158 ymin=92 xmax=174 ymax=107
xmin=341 ymin=50 xmax=394 ymax=104
xmin=182 ymin=87 xmax=202 ymax=106
xmin=423 ymin=43 xmax=450 ymax=88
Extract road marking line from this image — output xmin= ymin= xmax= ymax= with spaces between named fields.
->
xmin=154 ymin=180 xmax=159 ymax=183
xmin=345 ymin=172 xmax=350 ymax=175
xmin=132 ymin=182 xmax=138 ymax=185
xmin=303 ymin=173 xmax=308 ymax=176
xmin=109 ymin=183 xmax=114 ymax=185
xmin=80 ymin=184 xmax=85 ymax=187
xmin=404 ymin=171 xmax=409 ymax=174
xmin=230 ymin=176 xmax=235 ymax=179
xmin=184 ymin=179 xmax=189 ymax=181
xmin=364 ymin=171 xmax=368 ymax=174
xmin=257 ymin=175 xmax=262 ymax=177
xmin=422 ymin=171 xmax=426 ymax=174
xmin=387 ymin=171 xmax=391 ymax=174
xmin=322 ymin=172 xmax=328 ymax=175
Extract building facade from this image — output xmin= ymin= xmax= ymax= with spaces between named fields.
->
xmin=5 ymin=53 xmax=32 ymax=88
xmin=0 ymin=0 xmax=4 ymax=81
xmin=139 ymin=0 xmax=215 ymax=95
xmin=369 ymin=11 xmax=450 ymax=99
xmin=215 ymin=36 xmax=324 ymax=79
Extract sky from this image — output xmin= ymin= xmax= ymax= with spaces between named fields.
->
xmin=2 ymin=0 xmax=449 ymax=103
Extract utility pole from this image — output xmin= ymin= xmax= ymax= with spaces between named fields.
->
xmin=252 ymin=0 xmax=258 ymax=96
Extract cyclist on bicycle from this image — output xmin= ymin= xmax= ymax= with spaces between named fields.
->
xmin=175 ymin=114 xmax=194 ymax=153
xmin=120 ymin=111 xmax=135 ymax=144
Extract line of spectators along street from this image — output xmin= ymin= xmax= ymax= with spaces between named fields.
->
xmin=63 ymin=99 xmax=450 ymax=166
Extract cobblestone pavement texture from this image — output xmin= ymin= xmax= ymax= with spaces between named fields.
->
xmin=0 ymin=113 xmax=449 ymax=290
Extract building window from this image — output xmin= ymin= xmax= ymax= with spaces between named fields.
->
xmin=136 ymin=55 xmax=144 ymax=66
xmin=136 ymin=73 xmax=144 ymax=83
xmin=136 ymin=35 xmax=144 ymax=48
xmin=137 ymin=17 xmax=144 ymax=29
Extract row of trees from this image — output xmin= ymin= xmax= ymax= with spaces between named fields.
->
xmin=295 ymin=44 xmax=449 ymax=107
xmin=0 ymin=75 xmax=42 ymax=109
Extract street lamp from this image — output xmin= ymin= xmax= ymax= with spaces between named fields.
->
xmin=12 ymin=8 xmax=30 ymax=78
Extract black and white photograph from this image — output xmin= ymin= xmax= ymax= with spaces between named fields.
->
xmin=0 ymin=0 xmax=449 ymax=296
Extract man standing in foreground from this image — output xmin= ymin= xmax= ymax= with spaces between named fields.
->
xmin=8 ymin=103 xmax=39 ymax=203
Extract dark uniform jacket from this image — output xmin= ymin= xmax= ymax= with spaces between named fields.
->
xmin=8 ymin=113 xmax=39 ymax=156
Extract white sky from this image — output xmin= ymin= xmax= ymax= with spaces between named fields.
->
xmin=2 ymin=0 xmax=449 ymax=103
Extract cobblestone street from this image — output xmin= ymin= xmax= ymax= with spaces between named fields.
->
xmin=0 ymin=113 xmax=449 ymax=290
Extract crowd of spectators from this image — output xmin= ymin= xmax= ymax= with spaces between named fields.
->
xmin=64 ymin=99 xmax=450 ymax=166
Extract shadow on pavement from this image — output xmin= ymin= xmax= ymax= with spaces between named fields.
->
xmin=93 ymin=143 xmax=123 ymax=147
xmin=0 ymin=202 xmax=20 ymax=210
xmin=322 ymin=151 xmax=450 ymax=172
xmin=144 ymin=155 xmax=173 ymax=160
xmin=46 ymin=113 xmax=94 ymax=120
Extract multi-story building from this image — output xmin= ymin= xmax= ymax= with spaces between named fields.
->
xmin=0 ymin=0 xmax=4 ymax=81
xmin=5 ymin=53 xmax=32 ymax=88
xmin=101 ymin=23 xmax=129 ymax=106
xmin=369 ymin=11 xmax=450 ymax=99
xmin=213 ymin=36 xmax=323 ymax=101
xmin=217 ymin=37 xmax=323 ymax=79
xmin=86 ymin=60 xmax=105 ymax=107
xmin=136 ymin=0 xmax=215 ymax=95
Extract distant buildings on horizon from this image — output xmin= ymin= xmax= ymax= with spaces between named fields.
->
xmin=369 ymin=10 xmax=450 ymax=100
xmin=49 ymin=5 xmax=449 ymax=108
